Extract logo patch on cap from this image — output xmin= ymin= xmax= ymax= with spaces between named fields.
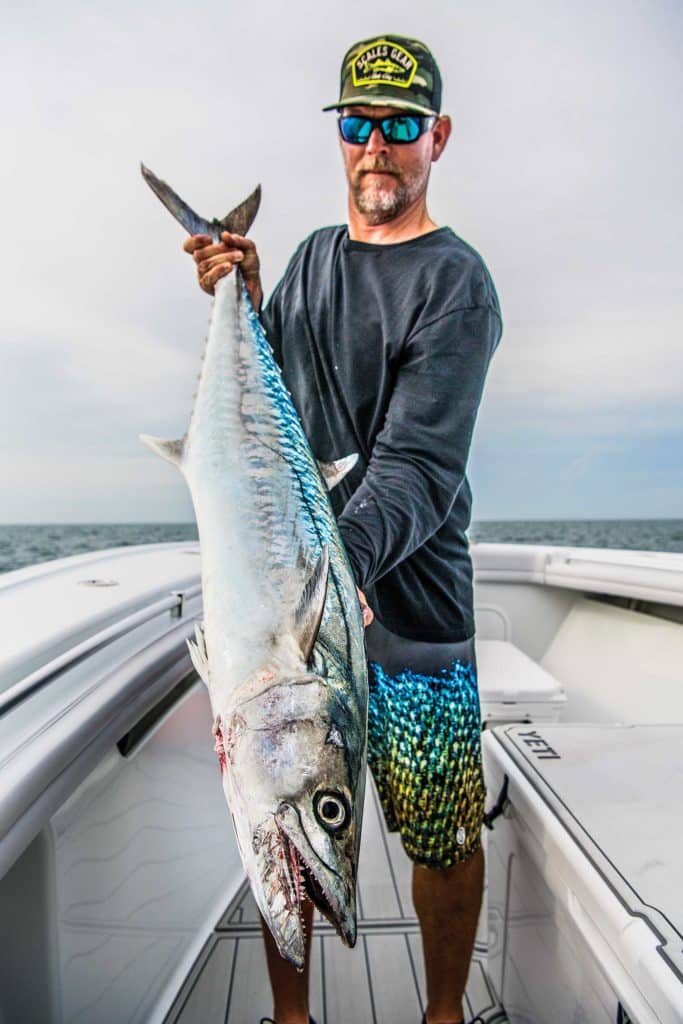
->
xmin=352 ymin=39 xmax=418 ymax=91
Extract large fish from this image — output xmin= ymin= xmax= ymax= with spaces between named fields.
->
xmin=139 ymin=165 xmax=368 ymax=969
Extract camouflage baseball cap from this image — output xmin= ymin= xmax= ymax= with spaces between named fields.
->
xmin=323 ymin=34 xmax=442 ymax=117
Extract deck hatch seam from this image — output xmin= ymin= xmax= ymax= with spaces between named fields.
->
xmin=404 ymin=931 xmax=424 ymax=1014
xmin=372 ymin=780 xmax=407 ymax=918
xmin=362 ymin=933 xmax=378 ymax=1024
xmin=224 ymin=937 xmax=239 ymax=1024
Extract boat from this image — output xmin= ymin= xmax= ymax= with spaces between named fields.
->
xmin=1 ymin=540 xmax=681 ymax=1023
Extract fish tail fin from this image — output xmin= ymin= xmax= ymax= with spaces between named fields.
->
xmin=218 ymin=186 xmax=262 ymax=237
xmin=139 ymin=433 xmax=186 ymax=467
xmin=140 ymin=163 xmax=260 ymax=241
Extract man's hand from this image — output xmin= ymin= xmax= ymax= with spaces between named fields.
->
xmin=184 ymin=231 xmax=263 ymax=311
xmin=357 ymin=588 xmax=374 ymax=628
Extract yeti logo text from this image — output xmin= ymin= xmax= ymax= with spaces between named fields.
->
xmin=352 ymin=40 xmax=418 ymax=89
xmin=518 ymin=729 xmax=561 ymax=760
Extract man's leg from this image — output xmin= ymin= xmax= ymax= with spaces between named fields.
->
xmin=413 ymin=846 xmax=485 ymax=1024
xmin=363 ymin=623 xmax=486 ymax=1024
xmin=260 ymin=898 xmax=315 ymax=1024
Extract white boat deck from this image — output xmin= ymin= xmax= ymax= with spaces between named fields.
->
xmin=164 ymin=778 xmax=506 ymax=1024
xmin=3 ymin=541 xmax=682 ymax=1022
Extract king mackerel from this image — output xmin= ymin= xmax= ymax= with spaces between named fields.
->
xmin=140 ymin=165 xmax=369 ymax=973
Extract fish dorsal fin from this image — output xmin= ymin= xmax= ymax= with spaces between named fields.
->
xmin=293 ymin=546 xmax=329 ymax=662
xmin=318 ymin=454 xmax=358 ymax=490
xmin=139 ymin=433 xmax=185 ymax=467
xmin=140 ymin=163 xmax=260 ymax=242
xmin=187 ymin=622 xmax=210 ymax=685
xmin=219 ymin=186 xmax=262 ymax=237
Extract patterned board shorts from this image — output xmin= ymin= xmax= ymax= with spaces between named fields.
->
xmin=364 ymin=618 xmax=486 ymax=869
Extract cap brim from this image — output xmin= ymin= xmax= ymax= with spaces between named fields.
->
xmin=322 ymin=95 xmax=438 ymax=117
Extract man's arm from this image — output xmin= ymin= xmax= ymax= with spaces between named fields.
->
xmin=337 ymin=304 xmax=501 ymax=590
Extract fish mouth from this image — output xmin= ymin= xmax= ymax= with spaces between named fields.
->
xmin=276 ymin=802 xmax=356 ymax=949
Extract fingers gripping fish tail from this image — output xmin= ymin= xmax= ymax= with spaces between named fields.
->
xmin=140 ymin=163 xmax=261 ymax=241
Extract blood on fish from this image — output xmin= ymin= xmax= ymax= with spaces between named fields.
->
xmin=212 ymin=716 xmax=227 ymax=775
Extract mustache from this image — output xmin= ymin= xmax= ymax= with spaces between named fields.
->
xmin=356 ymin=160 xmax=401 ymax=177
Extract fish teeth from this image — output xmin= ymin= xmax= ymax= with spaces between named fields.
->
xmin=272 ymin=890 xmax=286 ymax=914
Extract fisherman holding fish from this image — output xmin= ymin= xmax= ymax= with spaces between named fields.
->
xmin=184 ymin=34 xmax=501 ymax=1024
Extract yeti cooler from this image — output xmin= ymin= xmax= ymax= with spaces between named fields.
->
xmin=483 ymin=724 xmax=683 ymax=1024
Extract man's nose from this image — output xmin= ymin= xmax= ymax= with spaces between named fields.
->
xmin=364 ymin=126 xmax=389 ymax=155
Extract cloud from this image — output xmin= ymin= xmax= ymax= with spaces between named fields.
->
xmin=2 ymin=0 xmax=682 ymax=521
xmin=483 ymin=304 xmax=683 ymax=414
xmin=4 ymin=451 xmax=193 ymax=523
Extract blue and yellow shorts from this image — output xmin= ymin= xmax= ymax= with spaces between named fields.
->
xmin=365 ymin=619 xmax=486 ymax=869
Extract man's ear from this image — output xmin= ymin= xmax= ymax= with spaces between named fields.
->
xmin=431 ymin=115 xmax=452 ymax=163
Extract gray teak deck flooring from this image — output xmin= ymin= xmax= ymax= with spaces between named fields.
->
xmin=165 ymin=776 xmax=502 ymax=1024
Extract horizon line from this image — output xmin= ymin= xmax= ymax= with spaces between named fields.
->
xmin=1 ymin=517 xmax=682 ymax=527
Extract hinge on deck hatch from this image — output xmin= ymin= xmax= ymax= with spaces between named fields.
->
xmin=483 ymin=774 xmax=509 ymax=830
xmin=170 ymin=590 xmax=184 ymax=618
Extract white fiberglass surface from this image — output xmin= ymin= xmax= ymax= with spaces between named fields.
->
xmin=542 ymin=597 xmax=683 ymax=724
xmin=51 ymin=684 xmax=240 ymax=1024
xmin=0 ymin=545 xmax=201 ymax=693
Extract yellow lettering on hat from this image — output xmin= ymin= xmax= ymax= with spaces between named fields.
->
xmin=352 ymin=39 xmax=418 ymax=90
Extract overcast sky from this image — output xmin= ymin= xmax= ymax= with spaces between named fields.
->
xmin=2 ymin=0 xmax=682 ymax=522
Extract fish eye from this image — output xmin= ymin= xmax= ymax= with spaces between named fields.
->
xmin=314 ymin=790 xmax=350 ymax=833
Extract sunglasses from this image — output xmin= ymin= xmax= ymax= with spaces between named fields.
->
xmin=338 ymin=113 xmax=436 ymax=146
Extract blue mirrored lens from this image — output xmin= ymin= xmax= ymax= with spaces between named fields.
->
xmin=381 ymin=116 xmax=421 ymax=143
xmin=339 ymin=116 xmax=372 ymax=144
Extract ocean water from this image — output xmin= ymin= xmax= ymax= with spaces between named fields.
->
xmin=468 ymin=518 xmax=683 ymax=551
xmin=1 ymin=520 xmax=682 ymax=577
xmin=0 ymin=523 xmax=198 ymax=576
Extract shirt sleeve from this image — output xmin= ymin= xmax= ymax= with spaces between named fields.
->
xmin=337 ymin=304 xmax=502 ymax=590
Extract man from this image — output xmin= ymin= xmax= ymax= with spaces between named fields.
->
xmin=185 ymin=34 xmax=501 ymax=1024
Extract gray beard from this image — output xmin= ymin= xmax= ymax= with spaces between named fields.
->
xmin=353 ymin=179 xmax=412 ymax=225
xmin=351 ymin=167 xmax=429 ymax=226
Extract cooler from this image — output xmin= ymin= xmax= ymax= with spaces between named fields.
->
xmin=476 ymin=640 xmax=566 ymax=725
xmin=483 ymin=724 xmax=683 ymax=1023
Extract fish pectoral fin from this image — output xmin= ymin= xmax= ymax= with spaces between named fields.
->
xmin=292 ymin=546 xmax=330 ymax=662
xmin=139 ymin=433 xmax=186 ymax=467
xmin=317 ymin=454 xmax=359 ymax=490
xmin=187 ymin=622 xmax=210 ymax=685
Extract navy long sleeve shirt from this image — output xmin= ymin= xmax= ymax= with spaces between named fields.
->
xmin=261 ymin=225 xmax=502 ymax=643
